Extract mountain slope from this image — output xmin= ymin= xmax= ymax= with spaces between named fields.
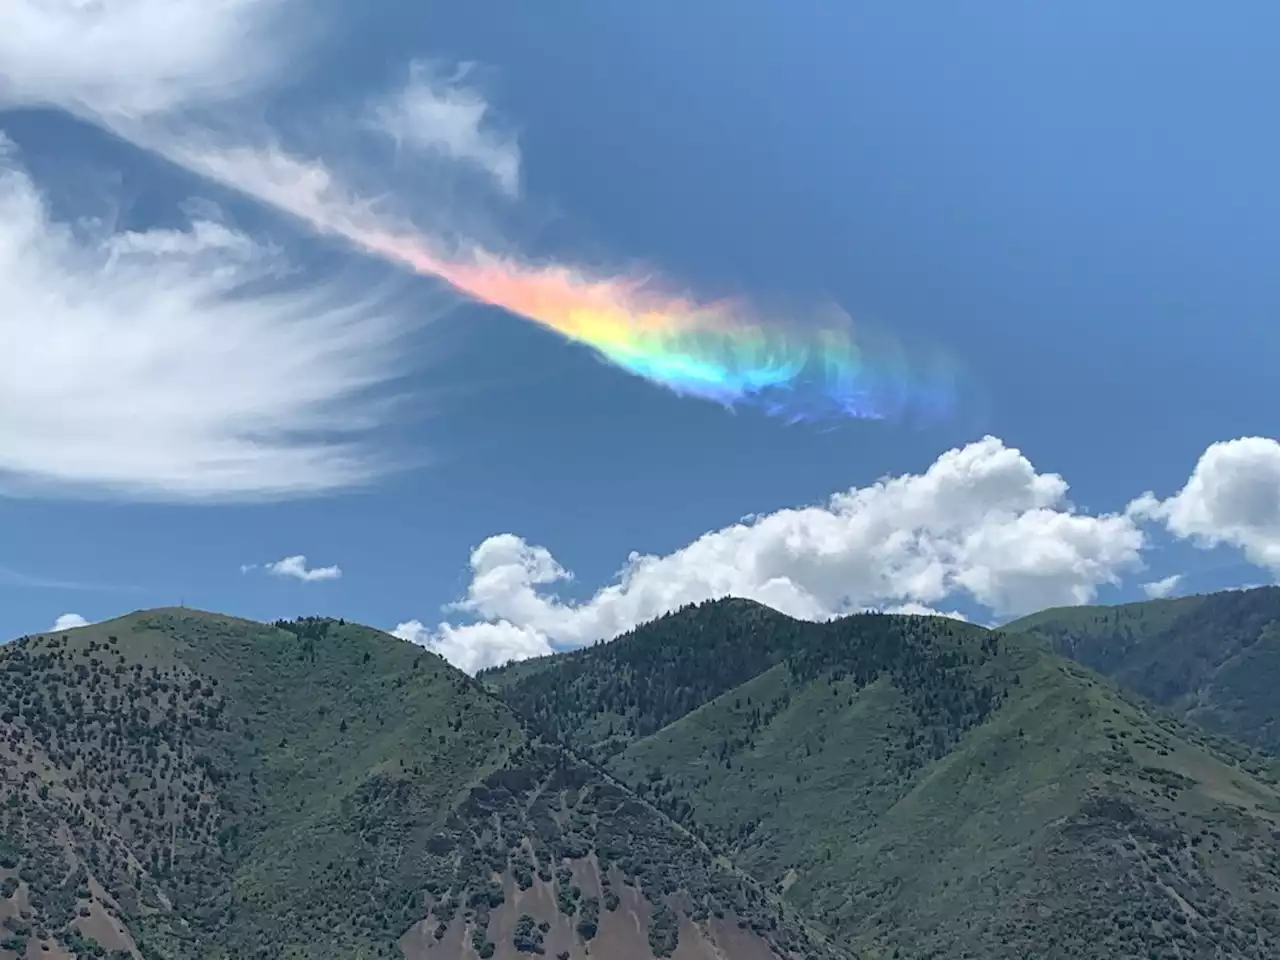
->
xmin=1007 ymin=586 xmax=1280 ymax=755
xmin=487 ymin=599 xmax=813 ymax=765
xmin=491 ymin=600 xmax=1280 ymax=959
xmin=0 ymin=609 xmax=847 ymax=960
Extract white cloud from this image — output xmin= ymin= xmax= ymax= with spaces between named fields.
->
xmin=0 ymin=7 xmax=517 ymax=506
xmin=392 ymin=619 xmax=552 ymax=675
xmin=264 ymin=555 xmax=342 ymax=582
xmin=133 ymin=133 xmax=470 ymax=270
xmin=371 ymin=62 xmax=521 ymax=195
xmin=1 ymin=1 xmax=515 ymax=272
xmin=1129 ymin=437 xmax=1280 ymax=577
xmin=0 ymin=144 xmax=419 ymax=500
xmin=0 ymin=567 xmax=110 ymax=591
xmin=409 ymin=436 xmax=1146 ymax=672
xmin=50 ymin=613 xmax=90 ymax=631
xmin=881 ymin=602 xmax=971 ymax=621
xmin=1141 ymin=574 xmax=1183 ymax=599
xmin=0 ymin=0 xmax=290 ymax=118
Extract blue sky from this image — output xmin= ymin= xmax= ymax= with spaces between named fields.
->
xmin=2 ymin=1 xmax=1278 ymax=670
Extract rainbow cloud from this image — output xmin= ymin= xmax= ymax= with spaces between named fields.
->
xmin=425 ymin=253 xmax=957 ymax=421
xmin=154 ymin=138 xmax=956 ymax=422
xmin=354 ymin=232 xmax=955 ymax=422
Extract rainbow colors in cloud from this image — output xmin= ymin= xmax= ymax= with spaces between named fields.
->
xmin=375 ymin=240 xmax=956 ymax=422
xmin=153 ymin=140 xmax=956 ymax=422
xmin=441 ymin=253 xmax=956 ymax=421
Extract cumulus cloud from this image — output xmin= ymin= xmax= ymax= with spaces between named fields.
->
xmin=263 ymin=555 xmax=342 ymax=582
xmin=404 ymin=437 xmax=1146 ymax=672
xmin=881 ymin=602 xmax=971 ymax=621
xmin=1129 ymin=437 xmax=1280 ymax=577
xmin=0 ymin=143 xmax=419 ymax=500
xmin=1141 ymin=574 xmax=1183 ymax=599
xmin=0 ymin=0 xmax=290 ymax=118
xmin=371 ymin=62 xmax=520 ymax=195
xmin=50 ymin=613 xmax=90 ymax=631
xmin=392 ymin=619 xmax=551 ymax=675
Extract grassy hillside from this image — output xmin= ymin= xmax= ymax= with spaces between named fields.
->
xmin=1007 ymin=586 xmax=1280 ymax=754
xmin=494 ymin=600 xmax=1280 ymax=959
xmin=0 ymin=609 xmax=848 ymax=960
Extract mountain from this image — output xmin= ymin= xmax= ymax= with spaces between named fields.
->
xmin=1007 ymin=586 xmax=1280 ymax=756
xmin=0 ymin=609 xmax=846 ymax=960
xmin=9 ymin=598 xmax=1280 ymax=960
xmin=487 ymin=599 xmax=1280 ymax=960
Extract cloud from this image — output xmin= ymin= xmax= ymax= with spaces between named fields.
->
xmin=1141 ymin=574 xmax=1183 ymax=599
xmin=0 ymin=0 xmax=290 ymax=118
xmin=0 ymin=142 xmax=423 ymax=501
xmin=371 ymin=62 xmax=521 ymax=195
xmin=406 ymin=436 xmax=1146 ymax=672
xmin=39 ymin=8 xmax=951 ymax=432
xmin=392 ymin=619 xmax=551 ymax=675
xmin=0 ymin=0 xmax=524 ymax=261
xmin=131 ymin=133 xmax=466 ymax=266
xmin=881 ymin=602 xmax=971 ymax=621
xmin=50 ymin=613 xmax=89 ymax=631
xmin=0 ymin=566 xmax=128 ymax=592
xmin=0 ymin=8 xmax=520 ymax=506
xmin=1129 ymin=437 xmax=1280 ymax=577
xmin=0 ymin=2 xmax=505 ymax=287
xmin=263 ymin=555 xmax=342 ymax=582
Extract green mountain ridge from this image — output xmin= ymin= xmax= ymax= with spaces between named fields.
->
xmin=488 ymin=597 xmax=1280 ymax=959
xmin=1006 ymin=585 xmax=1280 ymax=755
xmin=0 ymin=609 xmax=845 ymax=960
xmin=5 ymin=590 xmax=1280 ymax=959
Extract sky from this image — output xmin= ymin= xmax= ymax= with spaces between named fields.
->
xmin=2 ymin=1 xmax=1278 ymax=671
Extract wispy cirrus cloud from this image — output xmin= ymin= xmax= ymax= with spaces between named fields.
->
xmin=2 ymin=0 xmax=521 ymax=273
xmin=0 ymin=141 xmax=422 ymax=500
xmin=0 ymin=2 xmax=463 ymax=502
xmin=0 ymin=0 xmax=293 ymax=119
xmin=0 ymin=564 xmax=139 ymax=593
xmin=371 ymin=61 xmax=521 ymax=196
xmin=1 ymin=0 xmax=949 ymax=515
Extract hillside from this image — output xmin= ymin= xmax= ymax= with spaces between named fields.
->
xmin=0 ymin=609 xmax=847 ymax=960
xmin=1007 ymin=586 xmax=1280 ymax=755
xmin=489 ymin=599 xmax=1280 ymax=959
